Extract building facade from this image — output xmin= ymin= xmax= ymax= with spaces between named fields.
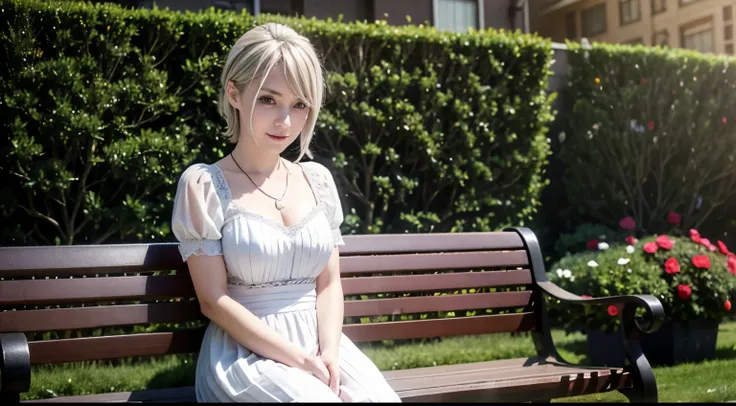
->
xmin=103 ymin=0 xmax=530 ymax=33
xmin=531 ymin=0 xmax=735 ymax=54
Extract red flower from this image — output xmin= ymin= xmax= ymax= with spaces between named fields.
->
xmin=689 ymin=229 xmax=702 ymax=243
xmin=725 ymin=300 xmax=732 ymax=312
xmin=677 ymin=284 xmax=692 ymax=300
xmin=587 ymin=239 xmax=599 ymax=250
xmin=607 ymin=305 xmax=619 ymax=317
xmin=728 ymin=255 xmax=736 ymax=275
xmin=692 ymin=254 xmax=712 ymax=269
xmin=648 ymin=120 xmax=655 ymax=131
xmin=718 ymin=240 xmax=729 ymax=255
xmin=656 ymin=235 xmax=674 ymax=250
xmin=664 ymin=257 xmax=680 ymax=274
xmin=643 ymin=242 xmax=658 ymax=254
xmin=640 ymin=77 xmax=648 ymax=85
xmin=625 ymin=236 xmax=638 ymax=245
xmin=723 ymin=117 xmax=728 ymax=126
xmin=619 ymin=216 xmax=636 ymax=230
xmin=667 ymin=211 xmax=681 ymax=226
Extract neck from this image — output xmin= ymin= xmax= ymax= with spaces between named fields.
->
xmin=230 ymin=138 xmax=282 ymax=176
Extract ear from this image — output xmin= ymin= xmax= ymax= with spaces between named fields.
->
xmin=226 ymin=80 xmax=241 ymax=109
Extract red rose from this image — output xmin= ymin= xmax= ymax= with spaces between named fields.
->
xmin=625 ymin=236 xmax=638 ymax=245
xmin=667 ymin=211 xmax=681 ymax=226
xmin=607 ymin=305 xmax=619 ymax=317
xmin=718 ymin=240 xmax=729 ymax=255
xmin=648 ymin=120 xmax=655 ymax=131
xmin=725 ymin=300 xmax=732 ymax=312
xmin=640 ymin=77 xmax=648 ymax=85
xmin=690 ymin=229 xmax=702 ymax=243
xmin=723 ymin=117 xmax=728 ymax=126
xmin=664 ymin=257 xmax=680 ymax=274
xmin=677 ymin=284 xmax=692 ymax=300
xmin=655 ymin=235 xmax=674 ymax=250
xmin=587 ymin=239 xmax=599 ymax=250
xmin=619 ymin=216 xmax=636 ymax=231
xmin=643 ymin=242 xmax=658 ymax=254
xmin=692 ymin=254 xmax=711 ymax=269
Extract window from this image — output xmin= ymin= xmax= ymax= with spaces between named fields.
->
xmin=582 ymin=3 xmax=607 ymax=37
xmin=681 ymin=19 xmax=714 ymax=53
xmin=725 ymin=6 xmax=733 ymax=22
xmin=651 ymin=0 xmax=666 ymax=14
xmin=620 ymin=0 xmax=641 ymax=25
xmin=726 ymin=25 xmax=733 ymax=41
xmin=727 ymin=44 xmax=734 ymax=54
xmin=625 ymin=37 xmax=643 ymax=45
xmin=653 ymin=29 xmax=669 ymax=46
xmin=565 ymin=12 xmax=577 ymax=38
xmin=433 ymin=0 xmax=483 ymax=32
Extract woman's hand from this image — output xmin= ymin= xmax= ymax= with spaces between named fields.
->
xmin=301 ymin=354 xmax=331 ymax=386
xmin=318 ymin=347 xmax=341 ymax=395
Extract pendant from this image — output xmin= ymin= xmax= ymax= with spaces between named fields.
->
xmin=275 ymin=200 xmax=285 ymax=210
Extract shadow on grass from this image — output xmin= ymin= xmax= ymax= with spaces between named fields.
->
xmin=146 ymin=361 xmax=196 ymax=390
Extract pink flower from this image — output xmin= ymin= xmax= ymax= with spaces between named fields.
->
xmin=643 ymin=242 xmax=658 ymax=254
xmin=625 ymin=236 xmax=638 ymax=245
xmin=690 ymin=229 xmax=702 ymax=243
xmin=723 ymin=117 xmax=728 ymax=126
xmin=655 ymin=235 xmax=674 ymax=250
xmin=619 ymin=216 xmax=636 ymax=231
xmin=718 ymin=240 xmax=729 ymax=255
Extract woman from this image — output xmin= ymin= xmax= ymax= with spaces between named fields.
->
xmin=171 ymin=23 xmax=401 ymax=402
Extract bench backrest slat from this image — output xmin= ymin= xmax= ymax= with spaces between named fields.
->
xmin=0 ymin=291 xmax=533 ymax=333
xmin=1 ymin=232 xmax=539 ymax=366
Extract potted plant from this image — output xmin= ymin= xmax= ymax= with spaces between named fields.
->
xmin=548 ymin=227 xmax=736 ymax=366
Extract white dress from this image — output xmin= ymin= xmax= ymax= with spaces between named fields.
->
xmin=171 ymin=162 xmax=401 ymax=403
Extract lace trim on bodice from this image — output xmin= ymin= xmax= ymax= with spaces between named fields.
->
xmin=208 ymin=162 xmax=335 ymax=227
xmin=226 ymin=275 xmax=316 ymax=288
xmin=178 ymin=239 xmax=223 ymax=262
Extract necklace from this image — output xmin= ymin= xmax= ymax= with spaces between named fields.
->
xmin=230 ymin=153 xmax=289 ymax=211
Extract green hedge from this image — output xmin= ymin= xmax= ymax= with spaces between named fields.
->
xmin=0 ymin=0 xmax=554 ymax=246
xmin=554 ymin=42 xmax=736 ymax=242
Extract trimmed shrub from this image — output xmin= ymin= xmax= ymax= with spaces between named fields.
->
xmin=0 ymin=0 xmax=554 ymax=245
xmin=556 ymin=41 xmax=736 ymax=241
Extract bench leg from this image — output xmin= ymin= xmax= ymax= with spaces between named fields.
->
xmin=0 ymin=392 xmax=21 ymax=404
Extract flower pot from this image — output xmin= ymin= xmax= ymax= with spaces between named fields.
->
xmin=586 ymin=319 xmax=720 ymax=367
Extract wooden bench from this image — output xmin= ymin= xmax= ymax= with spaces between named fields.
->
xmin=0 ymin=227 xmax=664 ymax=403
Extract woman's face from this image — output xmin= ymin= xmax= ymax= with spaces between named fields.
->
xmin=227 ymin=62 xmax=310 ymax=154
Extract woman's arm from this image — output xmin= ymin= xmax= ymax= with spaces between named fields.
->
xmin=187 ymin=254 xmax=330 ymax=383
xmin=315 ymin=247 xmax=344 ymax=393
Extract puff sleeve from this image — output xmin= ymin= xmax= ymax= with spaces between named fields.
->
xmin=321 ymin=165 xmax=346 ymax=247
xmin=171 ymin=164 xmax=225 ymax=262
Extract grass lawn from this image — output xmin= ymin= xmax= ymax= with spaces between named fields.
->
xmin=22 ymin=321 xmax=736 ymax=402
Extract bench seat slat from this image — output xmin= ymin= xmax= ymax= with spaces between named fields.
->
xmin=19 ymin=358 xmax=631 ymax=403
xmin=0 ymin=292 xmax=532 ymax=332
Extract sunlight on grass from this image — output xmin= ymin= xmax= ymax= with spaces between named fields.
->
xmin=22 ymin=321 xmax=736 ymax=402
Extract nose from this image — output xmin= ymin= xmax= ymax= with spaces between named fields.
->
xmin=275 ymin=107 xmax=291 ymax=130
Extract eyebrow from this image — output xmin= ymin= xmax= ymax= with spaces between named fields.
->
xmin=260 ymin=87 xmax=283 ymax=97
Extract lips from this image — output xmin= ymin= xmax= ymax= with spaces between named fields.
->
xmin=267 ymin=133 xmax=288 ymax=142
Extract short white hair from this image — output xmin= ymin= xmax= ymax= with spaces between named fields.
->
xmin=218 ymin=23 xmax=324 ymax=160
